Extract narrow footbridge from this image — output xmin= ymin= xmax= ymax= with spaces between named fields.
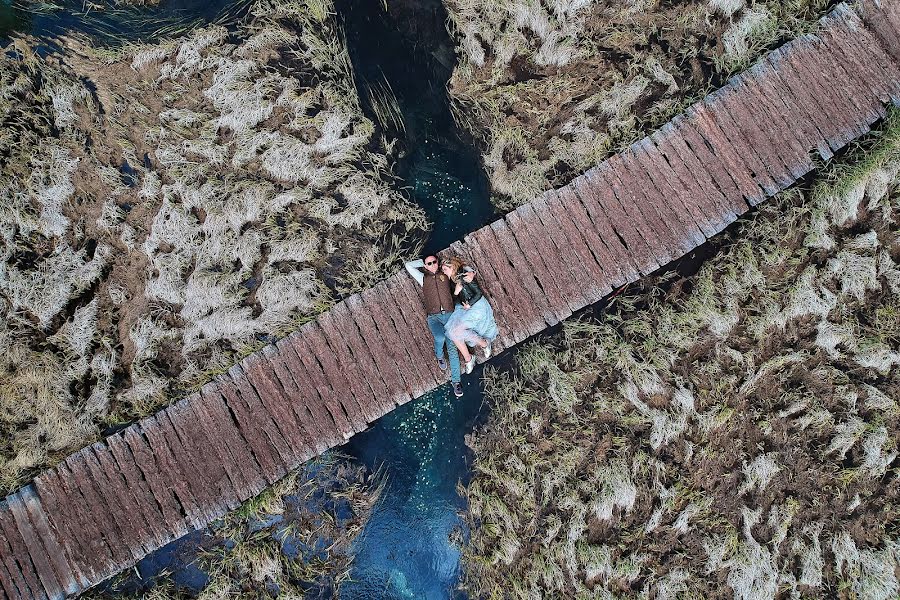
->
xmin=2 ymin=2 xmax=900 ymax=598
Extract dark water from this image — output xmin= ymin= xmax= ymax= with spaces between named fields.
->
xmin=7 ymin=0 xmax=498 ymax=596
xmin=0 ymin=0 xmax=251 ymax=45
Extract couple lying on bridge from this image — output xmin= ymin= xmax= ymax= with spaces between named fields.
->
xmin=405 ymin=254 xmax=498 ymax=397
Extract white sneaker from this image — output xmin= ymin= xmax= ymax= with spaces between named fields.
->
xmin=483 ymin=344 xmax=492 ymax=359
xmin=465 ymin=357 xmax=476 ymax=374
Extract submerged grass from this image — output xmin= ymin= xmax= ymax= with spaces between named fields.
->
xmin=461 ymin=112 xmax=900 ymax=598
xmin=444 ymin=0 xmax=834 ymax=210
xmin=0 ymin=0 xmax=427 ymax=493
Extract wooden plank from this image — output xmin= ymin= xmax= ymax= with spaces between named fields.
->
xmin=296 ymin=323 xmax=371 ymax=432
xmin=77 ymin=446 xmax=146 ymax=562
xmin=552 ymin=186 xmax=636 ymax=287
xmin=18 ymin=486 xmax=82 ymax=596
xmin=43 ymin=462 xmax=115 ymax=578
xmin=118 ymin=427 xmax=191 ymax=538
xmin=787 ymin=36 xmax=861 ymax=148
xmin=523 ymin=199 xmax=601 ymax=308
xmin=198 ymin=385 xmax=270 ymax=496
xmin=7 ymin=492 xmax=64 ymax=600
xmin=628 ymin=138 xmax=709 ymax=246
xmin=63 ymin=450 xmax=134 ymax=565
xmin=491 ymin=217 xmax=567 ymax=326
xmin=845 ymin=5 xmax=900 ymax=102
xmin=322 ymin=302 xmax=395 ymax=418
xmin=709 ymin=84 xmax=789 ymax=193
xmin=814 ymin=20 xmax=889 ymax=127
xmin=362 ymin=281 xmax=430 ymax=398
xmin=228 ymin=365 xmax=297 ymax=472
xmin=576 ymin=167 xmax=662 ymax=274
xmin=594 ymin=160 xmax=674 ymax=267
xmin=801 ymin=36 xmax=870 ymax=141
xmin=759 ymin=49 xmax=835 ymax=161
xmin=468 ymin=226 xmax=544 ymax=343
xmin=506 ymin=206 xmax=579 ymax=317
xmin=0 ymin=506 xmax=42 ymax=599
xmin=272 ymin=337 xmax=354 ymax=443
xmin=261 ymin=347 xmax=336 ymax=454
xmin=531 ymin=191 xmax=610 ymax=304
xmin=621 ymin=145 xmax=702 ymax=255
xmin=173 ymin=398 xmax=243 ymax=512
xmin=698 ymin=88 xmax=779 ymax=200
xmin=635 ymin=135 xmax=721 ymax=239
xmin=153 ymin=410 xmax=220 ymax=526
xmin=822 ymin=10 xmax=898 ymax=107
xmin=858 ymin=0 xmax=900 ymax=62
xmin=733 ymin=70 xmax=813 ymax=181
xmin=31 ymin=471 xmax=94 ymax=585
xmin=350 ymin=290 xmax=415 ymax=404
xmin=240 ymin=355 xmax=318 ymax=463
xmin=280 ymin=332 xmax=359 ymax=438
xmin=648 ymin=125 xmax=734 ymax=236
xmin=188 ymin=392 xmax=250 ymax=510
xmin=139 ymin=417 xmax=205 ymax=529
xmin=0 ymin=517 xmax=30 ymax=600
xmin=459 ymin=233 xmax=526 ymax=351
xmin=212 ymin=380 xmax=288 ymax=485
xmin=682 ymin=103 xmax=765 ymax=206
xmin=313 ymin=308 xmax=379 ymax=422
xmin=102 ymin=434 xmax=174 ymax=551
xmin=379 ymin=269 xmax=443 ymax=390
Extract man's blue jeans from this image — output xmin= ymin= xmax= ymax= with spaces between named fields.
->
xmin=427 ymin=312 xmax=461 ymax=384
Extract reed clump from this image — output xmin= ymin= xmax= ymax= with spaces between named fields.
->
xmin=445 ymin=0 xmax=831 ymax=210
xmin=461 ymin=113 xmax=900 ymax=598
xmin=84 ymin=452 xmax=383 ymax=599
xmin=0 ymin=0 xmax=427 ymax=493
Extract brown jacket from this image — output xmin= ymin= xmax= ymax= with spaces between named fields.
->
xmin=421 ymin=270 xmax=455 ymax=314
xmin=405 ymin=259 xmax=455 ymax=314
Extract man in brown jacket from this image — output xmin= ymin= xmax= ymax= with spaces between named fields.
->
xmin=405 ymin=254 xmax=464 ymax=397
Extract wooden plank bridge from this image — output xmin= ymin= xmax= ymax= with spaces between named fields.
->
xmin=2 ymin=2 xmax=900 ymax=597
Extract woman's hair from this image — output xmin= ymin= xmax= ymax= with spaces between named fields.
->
xmin=440 ymin=256 xmax=466 ymax=276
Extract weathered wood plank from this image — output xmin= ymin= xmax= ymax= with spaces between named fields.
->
xmin=7 ymin=492 xmax=64 ymax=600
xmin=553 ymin=185 xmax=637 ymax=287
xmin=217 ymin=379 xmax=289 ymax=485
xmin=349 ymin=290 xmax=414 ymax=406
xmin=531 ymin=191 xmax=610 ymax=304
xmin=280 ymin=332 xmax=360 ymax=438
xmin=17 ymin=487 xmax=81 ymax=596
xmin=576 ymin=167 xmax=662 ymax=274
xmin=0 ymin=506 xmax=43 ymax=599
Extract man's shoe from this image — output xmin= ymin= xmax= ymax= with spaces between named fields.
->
xmin=437 ymin=356 xmax=448 ymax=371
xmin=453 ymin=382 xmax=463 ymax=397
xmin=483 ymin=344 xmax=492 ymax=359
xmin=465 ymin=357 xmax=476 ymax=374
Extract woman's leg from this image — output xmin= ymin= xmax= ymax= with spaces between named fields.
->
xmin=453 ymin=338 xmax=472 ymax=363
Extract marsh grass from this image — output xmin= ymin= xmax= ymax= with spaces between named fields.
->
xmin=0 ymin=0 xmax=427 ymax=492
xmin=461 ymin=112 xmax=900 ymax=599
xmin=445 ymin=0 xmax=833 ymax=210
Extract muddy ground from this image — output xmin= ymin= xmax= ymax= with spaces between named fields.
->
xmin=461 ymin=115 xmax=900 ymax=598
